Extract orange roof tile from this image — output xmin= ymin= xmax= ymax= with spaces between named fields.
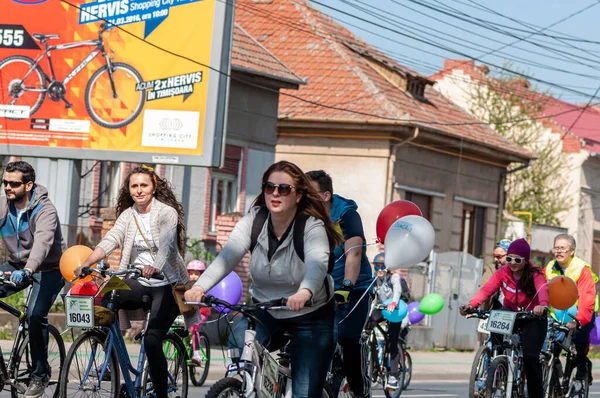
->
xmin=231 ymin=23 xmax=304 ymax=86
xmin=235 ymin=0 xmax=529 ymax=159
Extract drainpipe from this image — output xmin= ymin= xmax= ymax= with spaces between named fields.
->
xmin=386 ymin=127 xmax=420 ymax=203
xmin=496 ymin=160 xmax=532 ymax=239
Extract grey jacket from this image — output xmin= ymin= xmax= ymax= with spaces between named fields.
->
xmin=375 ymin=274 xmax=402 ymax=304
xmin=197 ymin=206 xmax=333 ymax=319
xmin=0 ymin=185 xmax=66 ymax=272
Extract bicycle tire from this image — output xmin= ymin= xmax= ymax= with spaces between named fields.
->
xmin=368 ymin=335 xmax=380 ymax=386
xmin=85 ymin=62 xmax=144 ymax=129
xmin=189 ymin=331 xmax=210 ymax=387
xmin=383 ymin=343 xmax=405 ymax=398
xmin=485 ymin=356 xmax=510 ymax=397
xmin=402 ymin=350 xmax=412 ymax=390
xmin=10 ymin=324 xmax=65 ymax=398
xmin=205 ymin=377 xmax=243 ymax=398
xmin=142 ymin=331 xmax=188 ymax=398
xmin=468 ymin=344 xmax=491 ymax=398
xmin=59 ymin=330 xmax=119 ymax=398
xmin=0 ymin=55 xmax=46 ymax=118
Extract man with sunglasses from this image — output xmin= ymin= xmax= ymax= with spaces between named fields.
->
xmin=0 ymin=161 xmax=65 ymax=398
xmin=545 ymin=234 xmax=598 ymax=385
xmin=306 ymin=170 xmax=374 ymax=398
xmin=478 ymin=239 xmax=511 ymax=311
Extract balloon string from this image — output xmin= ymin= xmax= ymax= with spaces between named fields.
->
xmin=334 ymin=240 xmax=379 ymax=264
xmin=523 ymin=282 xmax=548 ymax=311
xmin=338 ymin=277 xmax=377 ymax=324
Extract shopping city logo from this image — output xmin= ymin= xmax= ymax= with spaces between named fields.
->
xmin=159 ymin=118 xmax=183 ymax=131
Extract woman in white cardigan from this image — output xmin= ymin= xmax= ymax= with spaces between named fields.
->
xmin=77 ymin=165 xmax=194 ymax=398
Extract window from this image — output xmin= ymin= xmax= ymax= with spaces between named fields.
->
xmin=461 ymin=204 xmax=486 ymax=257
xmin=405 ymin=191 xmax=431 ymax=221
xmin=209 ymin=173 xmax=238 ymax=232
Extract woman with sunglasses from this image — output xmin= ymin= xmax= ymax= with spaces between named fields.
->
xmin=185 ymin=160 xmax=342 ymax=398
xmin=368 ymin=253 xmax=410 ymax=389
xmin=460 ymin=238 xmax=548 ymax=397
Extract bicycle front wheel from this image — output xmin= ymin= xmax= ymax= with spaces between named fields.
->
xmin=189 ymin=331 xmax=210 ymax=387
xmin=85 ymin=62 xmax=144 ymax=129
xmin=0 ymin=55 xmax=46 ymax=118
xmin=59 ymin=330 xmax=119 ymax=398
xmin=469 ymin=344 xmax=491 ymax=398
xmin=143 ymin=331 xmax=188 ymax=398
xmin=402 ymin=350 xmax=412 ymax=390
xmin=10 ymin=324 xmax=65 ymax=398
xmin=384 ymin=344 xmax=405 ymax=398
xmin=486 ymin=356 xmax=510 ymax=398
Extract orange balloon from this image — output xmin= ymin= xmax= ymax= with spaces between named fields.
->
xmin=548 ymin=275 xmax=578 ymax=310
xmin=60 ymin=245 xmax=94 ymax=283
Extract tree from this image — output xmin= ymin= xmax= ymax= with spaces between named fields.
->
xmin=468 ymin=65 xmax=570 ymax=225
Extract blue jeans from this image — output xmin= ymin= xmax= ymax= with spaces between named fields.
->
xmin=229 ymin=305 xmax=335 ymax=398
xmin=0 ymin=263 xmax=64 ymax=381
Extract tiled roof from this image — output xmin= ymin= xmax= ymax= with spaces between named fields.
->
xmin=435 ymin=59 xmax=600 ymax=154
xmin=231 ymin=23 xmax=304 ymax=86
xmin=234 ymin=0 xmax=529 ymax=159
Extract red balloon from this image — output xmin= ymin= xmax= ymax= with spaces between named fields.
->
xmin=376 ymin=200 xmax=422 ymax=243
xmin=70 ymin=281 xmax=99 ymax=296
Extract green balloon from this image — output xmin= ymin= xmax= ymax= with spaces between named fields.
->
xmin=419 ymin=293 xmax=445 ymax=315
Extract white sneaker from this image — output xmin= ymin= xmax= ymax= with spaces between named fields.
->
xmin=387 ymin=375 xmax=399 ymax=390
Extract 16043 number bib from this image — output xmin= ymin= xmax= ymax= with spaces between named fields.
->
xmin=487 ymin=310 xmax=517 ymax=335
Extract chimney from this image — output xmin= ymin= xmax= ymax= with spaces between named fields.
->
xmin=444 ymin=59 xmax=475 ymax=71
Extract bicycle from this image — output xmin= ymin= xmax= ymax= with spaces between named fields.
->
xmin=484 ymin=309 xmax=547 ymax=398
xmin=0 ymin=274 xmax=65 ymax=398
xmin=190 ymin=295 xmax=334 ymax=398
xmin=171 ymin=315 xmax=211 ymax=387
xmin=465 ymin=308 xmax=494 ymax=398
xmin=542 ymin=317 xmax=592 ymax=398
xmin=0 ymin=23 xmax=144 ymax=129
xmin=59 ymin=263 xmax=188 ymax=398
xmin=365 ymin=303 xmax=406 ymax=398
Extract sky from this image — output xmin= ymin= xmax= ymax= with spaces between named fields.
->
xmin=310 ymin=0 xmax=600 ymax=105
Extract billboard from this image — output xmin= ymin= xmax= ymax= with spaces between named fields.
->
xmin=0 ymin=0 xmax=233 ymax=166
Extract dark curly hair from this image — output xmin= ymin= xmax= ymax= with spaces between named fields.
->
xmin=116 ymin=166 xmax=186 ymax=255
xmin=253 ymin=160 xmax=343 ymax=248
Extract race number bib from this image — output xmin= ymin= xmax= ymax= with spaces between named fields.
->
xmin=477 ymin=319 xmax=490 ymax=335
xmin=65 ymin=296 xmax=94 ymax=328
xmin=487 ymin=310 xmax=517 ymax=335
xmin=260 ymin=351 xmax=278 ymax=397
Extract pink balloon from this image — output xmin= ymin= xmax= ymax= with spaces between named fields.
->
xmin=207 ymin=272 xmax=243 ymax=313
xmin=407 ymin=301 xmax=425 ymax=324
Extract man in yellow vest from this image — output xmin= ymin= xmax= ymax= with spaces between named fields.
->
xmin=545 ymin=234 xmax=598 ymax=382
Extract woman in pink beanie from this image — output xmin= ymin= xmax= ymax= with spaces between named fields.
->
xmin=460 ymin=238 xmax=549 ymax=397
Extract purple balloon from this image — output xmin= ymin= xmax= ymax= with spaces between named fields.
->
xmin=407 ymin=301 xmax=425 ymax=325
xmin=591 ymin=317 xmax=600 ymax=346
xmin=206 ymin=272 xmax=243 ymax=314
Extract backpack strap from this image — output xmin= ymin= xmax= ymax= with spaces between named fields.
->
xmin=249 ymin=206 xmax=269 ymax=254
xmin=292 ymin=212 xmax=308 ymax=262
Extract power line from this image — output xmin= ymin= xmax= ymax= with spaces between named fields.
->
xmin=308 ymin=0 xmax=600 ymax=101
xmin=341 ymin=0 xmax=600 ymax=81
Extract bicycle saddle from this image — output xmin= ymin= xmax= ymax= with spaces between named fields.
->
xmin=33 ymin=33 xmax=60 ymax=41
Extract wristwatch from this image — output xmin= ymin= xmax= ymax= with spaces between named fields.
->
xmin=342 ymin=279 xmax=354 ymax=289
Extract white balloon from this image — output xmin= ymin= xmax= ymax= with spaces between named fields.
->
xmin=384 ymin=215 xmax=435 ymax=270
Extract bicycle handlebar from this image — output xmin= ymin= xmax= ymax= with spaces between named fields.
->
xmin=0 ymin=274 xmax=17 ymax=288
xmin=464 ymin=308 xmax=490 ymax=319
xmin=74 ymin=263 xmax=165 ymax=282
xmin=186 ymin=295 xmax=312 ymax=312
